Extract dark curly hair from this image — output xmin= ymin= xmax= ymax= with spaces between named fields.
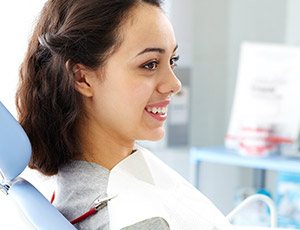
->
xmin=16 ymin=0 xmax=163 ymax=176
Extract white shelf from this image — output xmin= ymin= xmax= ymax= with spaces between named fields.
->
xmin=190 ymin=146 xmax=300 ymax=173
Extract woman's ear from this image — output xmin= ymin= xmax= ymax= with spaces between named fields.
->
xmin=66 ymin=61 xmax=95 ymax=97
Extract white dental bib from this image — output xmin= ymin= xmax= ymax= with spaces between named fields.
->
xmin=107 ymin=146 xmax=233 ymax=230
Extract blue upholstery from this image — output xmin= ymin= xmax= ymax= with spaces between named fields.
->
xmin=0 ymin=101 xmax=31 ymax=182
xmin=0 ymin=101 xmax=75 ymax=229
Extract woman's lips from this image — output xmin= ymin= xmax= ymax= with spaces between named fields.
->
xmin=145 ymin=100 xmax=170 ymax=122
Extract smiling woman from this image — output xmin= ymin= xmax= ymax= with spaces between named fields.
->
xmin=15 ymin=0 xmax=233 ymax=229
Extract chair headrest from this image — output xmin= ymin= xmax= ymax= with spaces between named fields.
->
xmin=0 ymin=101 xmax=31 ymax=182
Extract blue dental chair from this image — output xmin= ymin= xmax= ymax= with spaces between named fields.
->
xmin=0 ymin=101 xmax=75 ymax=229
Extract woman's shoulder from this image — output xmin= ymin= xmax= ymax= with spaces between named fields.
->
xmin=54 ymin=160 xmax=110 ymax=229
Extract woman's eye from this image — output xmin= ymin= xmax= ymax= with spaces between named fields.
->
xmin=170 ymin=55 xmax=180 ymax=69
xmin=143 ymin=61 xmax=159 ymax=70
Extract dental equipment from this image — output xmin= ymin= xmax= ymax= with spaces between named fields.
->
xmin=227 ymin=194 xmax=277 ymax=228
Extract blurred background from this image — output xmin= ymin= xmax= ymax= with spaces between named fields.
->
xmin=1 ymin=0 xmax=300 ymax=228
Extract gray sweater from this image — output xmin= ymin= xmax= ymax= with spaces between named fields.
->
xmin=54 ymin=160 xmax=169 ymax=230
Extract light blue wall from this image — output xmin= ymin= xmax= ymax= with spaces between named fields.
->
xmin=286 ymin=0 xmax=300 ymax=45
xmin=190 ymin=0 xmax=230 ymax=147
xmin=226 ymin=0 xmax=287 ymax=125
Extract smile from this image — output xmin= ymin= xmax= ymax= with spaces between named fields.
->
xmin=145 ymin=100 xmax=170 ymax=122
xmin=146 ymin=106 xmax=168 ymax=115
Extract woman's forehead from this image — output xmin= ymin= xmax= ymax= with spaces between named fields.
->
xmin=117 ymin=4 xmax=177 ymax=56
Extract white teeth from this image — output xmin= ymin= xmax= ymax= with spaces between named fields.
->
xmin=146 ymin=106 xmax=168 ymax=115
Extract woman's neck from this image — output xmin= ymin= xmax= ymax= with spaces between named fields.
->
xmin=77 ymin=121 xmax=135 ymax=170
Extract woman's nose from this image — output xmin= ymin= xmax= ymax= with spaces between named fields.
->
xmin=157 ymin=70 xmax=182 ymax=95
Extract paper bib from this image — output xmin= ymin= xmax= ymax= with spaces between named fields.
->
xmin=107 ymin=146 xmax=233 ymax=230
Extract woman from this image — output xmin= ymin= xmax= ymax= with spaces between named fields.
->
xmin=16 ymin=0 xmax=233 ymax=229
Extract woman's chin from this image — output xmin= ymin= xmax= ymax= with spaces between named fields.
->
xmin=140 ymin=129 xmax=165 ymax=141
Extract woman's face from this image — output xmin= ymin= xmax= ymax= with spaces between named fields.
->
xmin=86 ymin=3 xmax=181 ymax=145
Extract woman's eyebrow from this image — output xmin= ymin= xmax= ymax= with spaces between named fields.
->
xmin=136 ymin=44 xmax=178 ymax=57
